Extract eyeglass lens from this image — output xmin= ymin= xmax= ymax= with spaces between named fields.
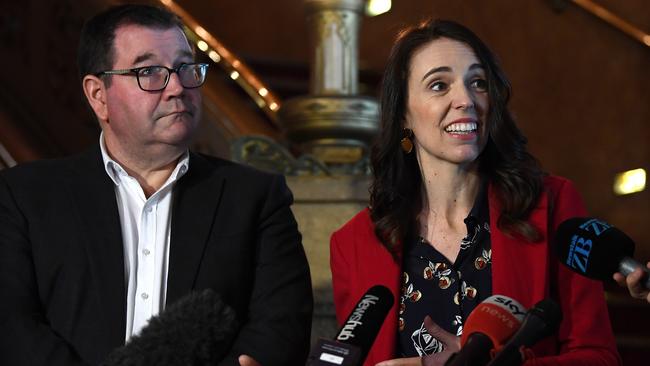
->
xmin=137 ymin=64 xmax=206 ymax=91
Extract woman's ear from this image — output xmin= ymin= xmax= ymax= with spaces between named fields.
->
xmin=82 ymin=75 xmax=108 ymax=123
xmin=402 ymin=115 xmax=412 ymax=130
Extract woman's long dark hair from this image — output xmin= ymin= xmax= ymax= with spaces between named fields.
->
xmin=370 ymin=19 xmax=545 ymax=256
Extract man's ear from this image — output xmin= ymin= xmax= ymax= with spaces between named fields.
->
xmin=82 ymin=75 xmax=108 ymax=123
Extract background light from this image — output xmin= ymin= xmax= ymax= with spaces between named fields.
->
xmin=208 ymin=51 xmax=221 ymax=62
xmin=366 ymin=0 xmax=391 ymax=17
xmin=613 ymin=168 xmax=646 ymax=195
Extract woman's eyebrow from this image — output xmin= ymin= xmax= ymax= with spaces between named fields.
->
xmin=421 ymin=66 xmax=451 ymax=82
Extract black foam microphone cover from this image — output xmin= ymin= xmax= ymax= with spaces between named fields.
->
xmin=103 ymin=288 xmax=238 ymax=366
xmin=555 ymin=217 xmax=635 ymax=281
xmin=520 ymin=299 xmax=562 ymax=341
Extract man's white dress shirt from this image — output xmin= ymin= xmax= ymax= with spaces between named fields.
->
xmin=100 ymin=134 xmax=189 ymax=341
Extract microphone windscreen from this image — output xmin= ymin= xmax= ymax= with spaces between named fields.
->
xmin=555 ymin=217 xmax=635 ymax=281
xmin=527 ymin=299 xmax=562 ymax=340
xmin=335 ymin=285 xmax=394 ymax=362
xmin=460 ymin=295 xmax=527 ymax=350
xmin=103 ymin=289 xmax=238 ymax=366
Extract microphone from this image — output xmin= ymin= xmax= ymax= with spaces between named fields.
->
xmin=307 ymin=285 xmax=394 ymax=366
xmin=102 ymin=288 xmax=238 ymax=366
xmin=486 ymin=299 xmax=562 ymax=366
xmin=445 ymin=295 xmax=527 ymax=366
xmin=555 ymin=217 xmax=650 ymax=288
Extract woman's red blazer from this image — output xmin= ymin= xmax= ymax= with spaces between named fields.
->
xmin=330 ymin=176 xmax=621 ymax=366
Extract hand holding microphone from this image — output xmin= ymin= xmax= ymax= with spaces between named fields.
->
xmin=613 ymin=262 xmax=650 ymax=304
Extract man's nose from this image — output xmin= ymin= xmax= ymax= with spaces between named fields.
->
xmin=163 ymin=71 xmax=184 ymax=96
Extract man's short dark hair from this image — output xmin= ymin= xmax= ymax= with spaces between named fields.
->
xmin=77 ymin=4 xmax=185 ymax=83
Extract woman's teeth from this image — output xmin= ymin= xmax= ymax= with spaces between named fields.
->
xmin=445 ymin=122 xmax=477 ymax=134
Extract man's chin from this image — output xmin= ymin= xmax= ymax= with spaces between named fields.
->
xmin=160 ymin=112 xmax=197 ymax=124
xmin=157 ymin=124 xmax=198 ymax=145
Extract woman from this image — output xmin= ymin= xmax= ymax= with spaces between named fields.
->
xmin=330 ymin=19 xmax=621 ymax=366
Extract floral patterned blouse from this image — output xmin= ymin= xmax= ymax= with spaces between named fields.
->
xmin=397 ymin=187 xmax=492 ymax=357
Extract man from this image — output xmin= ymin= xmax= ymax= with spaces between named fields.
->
xmin=0 ymin=4 xmax=312 ymax=365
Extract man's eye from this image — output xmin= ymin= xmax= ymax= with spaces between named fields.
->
xmin=139 ymin=67 xmax=158 ymax=77
xmin=429 ymin=81 xmax=448 ymax=92
xmin=471 ymin=78 xmax=488 ymax=92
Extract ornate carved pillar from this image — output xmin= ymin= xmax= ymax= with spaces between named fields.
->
xmin=307 ymin=0 xmax=360 ymax=95
xmin=279 ymin=0 xmax=379 ymax=171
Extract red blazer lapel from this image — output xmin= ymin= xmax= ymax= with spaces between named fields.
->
xmin=363 ymin=232 xmax=401 ymax=366
xmin=331 ymin=209 xmax=401 ymax=366
xmin=489 ymin=184 xmax=551 ymax=309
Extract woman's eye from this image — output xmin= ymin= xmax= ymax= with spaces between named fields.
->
xmin=471 ymin=78 xmax=488 ymax=92
xmin=429 ymin=81 xmax=448 ymax=92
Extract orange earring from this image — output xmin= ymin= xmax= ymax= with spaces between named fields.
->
xmin=400 ymin=128 xmax=414 ymax=154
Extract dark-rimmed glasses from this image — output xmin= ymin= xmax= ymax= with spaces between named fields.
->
xmin=95 ymin=63 xmax=209 ymax=91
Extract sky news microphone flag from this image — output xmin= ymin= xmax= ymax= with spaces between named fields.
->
xmin=445 ymin=295 xmax=526 ymax=366
xmin=486 ymin=299 xmax=562 ymax=366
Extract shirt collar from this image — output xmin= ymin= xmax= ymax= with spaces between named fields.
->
xmin=466 ymin=178 xmax=489 ymax=226
xmin=99 ymin=132 xmax=190 ymax=187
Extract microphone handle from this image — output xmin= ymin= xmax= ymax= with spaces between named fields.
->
xmin=444 ymin=332 xmax=493 ymax=366
xmin=619 ymin=257 xmax=650 ymax=289
xmin=485 ymin=343 xmax=523 ymax=366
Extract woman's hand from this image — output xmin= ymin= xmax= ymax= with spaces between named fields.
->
xmin=376 ymin=316 xmax=460 ymax=366
xmin=375 ymin=356 xmax=422 ymax=366
xmin=613 ymin=262 xmax=650 ymax=304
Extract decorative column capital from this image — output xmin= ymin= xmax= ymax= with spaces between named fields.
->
xmin=304 ymin=0 xmax=365 ymax=13
xmin=276 ymin=0 xmax=379 ymax=171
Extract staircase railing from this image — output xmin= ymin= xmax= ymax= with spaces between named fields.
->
xmin=570 ymin=0 xmax=650 ymax=48
xmin=159 ymin=0 xmax=283 ymax=126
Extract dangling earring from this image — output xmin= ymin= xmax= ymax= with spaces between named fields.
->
xmin=400 ymin=128 xmax=414 ymax=154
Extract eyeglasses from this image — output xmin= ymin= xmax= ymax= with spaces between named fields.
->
xmin=95 ymin=63 xmax=209 ymax=91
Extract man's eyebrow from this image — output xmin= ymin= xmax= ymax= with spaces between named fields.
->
xmin=177 ymin=50 xmax=194 ymax=60
xmin=132 ymin=52 xmax=155 ymax=66
xmin=131 ymin=50 xmax=195 ymax=66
